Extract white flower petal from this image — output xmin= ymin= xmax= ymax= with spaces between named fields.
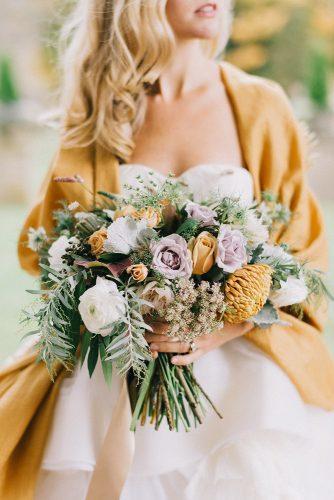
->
xmin=104 ymin=216 xmax=147 ymax=254
xmin=78 ymin=277 xmax=126 ymax=335
xmin=270 ymin=276 xmax=309 ymax=308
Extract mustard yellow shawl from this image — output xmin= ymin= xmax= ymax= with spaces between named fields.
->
xmin=1 ymin=61 xmax=334 ymax=499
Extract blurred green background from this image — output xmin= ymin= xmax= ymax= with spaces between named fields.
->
xmin=1 ymin=0 xmax=334 ymax=361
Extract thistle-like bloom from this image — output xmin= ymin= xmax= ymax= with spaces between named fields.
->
xmin=27 ymin=226 xmax=47 ymax=252
xmin=53 ymin=174 xmax=84 ymax=183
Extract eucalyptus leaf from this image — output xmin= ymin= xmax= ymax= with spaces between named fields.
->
xmin=39 ymin=263 xmax=64 ymax=278
xmin=249 ymin=301 xmax=291 ymax=329
xmin=26 ymin=289 xmax=52 ymax=295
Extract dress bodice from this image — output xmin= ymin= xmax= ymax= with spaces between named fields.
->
xmin=119 ymin=163 xmax=254 ymax=205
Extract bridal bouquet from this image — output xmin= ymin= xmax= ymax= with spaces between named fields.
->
xmin=23 ymin=172 xmax=330 ymax=431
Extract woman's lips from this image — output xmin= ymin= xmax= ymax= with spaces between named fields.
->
xmin=195 ymin=3 xmax=217 ymax=18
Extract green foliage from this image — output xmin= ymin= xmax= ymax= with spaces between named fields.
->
xmin=23 ymin=268 xmax=85 ymax=377
xmin=176 ymin=218 xmax=200 ymax=241
xmin=53 ymin=202 xmax=76 ymax=234
xmin=303 ymin=266 xmax=334 ymax=303
xmin=75 ymin=213 xmax=105 ymax=239
xmin=249 ymin=300 xmax=287 ymax=329
xmin=257 ymin=192 xmax=291 ymax=230
xmin=105 ymin=283 xmax=152 ymax=379
xmin=87 ymin=334 xmax=99 ymax=377
xmin=122 ymin=175 xmax=187 ymax=211
xmin=213 ymin=197 xmax=248 ymax=226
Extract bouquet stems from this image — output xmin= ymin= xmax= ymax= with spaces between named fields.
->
xmin=130 ymin=354 xmax=223 ymax=432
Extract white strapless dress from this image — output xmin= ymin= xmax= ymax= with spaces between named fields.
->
xmin=35 ymin=164 xmax=334 ymax=500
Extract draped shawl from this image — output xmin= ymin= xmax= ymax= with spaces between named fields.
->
xmin=1 ymin=61 xmax=334 ymax=499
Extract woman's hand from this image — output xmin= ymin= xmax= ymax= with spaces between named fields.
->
xmin=145 ymin=321 xmax=254 ymax=366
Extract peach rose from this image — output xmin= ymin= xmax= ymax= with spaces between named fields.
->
xmin=126 ymin=263 xmax=148 ymax=282
xmin=159 ymin=198 xmax=170 ymax=208
xmin=189 ymin=231 xmax=218 ymax=275
xmin=134 ymin=207 xmax=162 ymax=228
xmin=88 ymin=227 xmax=108 ymax=256
xmin=114 ymin=205 xmax=137 ymax=220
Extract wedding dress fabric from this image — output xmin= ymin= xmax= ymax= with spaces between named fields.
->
xmin=35 ymin=164 xmax=334 ymax=500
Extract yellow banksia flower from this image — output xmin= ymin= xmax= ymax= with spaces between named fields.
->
xmin=224 ymin=264 xmax=273 ymax=324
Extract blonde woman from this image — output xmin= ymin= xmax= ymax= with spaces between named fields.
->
xmin=1 ymin=1 xmax=334 ymax=499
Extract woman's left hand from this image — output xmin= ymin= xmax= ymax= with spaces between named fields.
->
xmin=145 ymin=321 xmax=254 ymax=366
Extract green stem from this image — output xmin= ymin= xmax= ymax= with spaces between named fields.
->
xmin=185 ymin=366 xmax=223 ymax=419
xmin=130 ymin=360 xmax=156 ymax=431
xmin=158 ymin=355 xmax=190 ymax=432
xmin=174 ymin=366 xmax=203 ymax=424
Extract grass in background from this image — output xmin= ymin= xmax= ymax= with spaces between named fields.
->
xmin=1 ymin=202 xmax=333 ymax=362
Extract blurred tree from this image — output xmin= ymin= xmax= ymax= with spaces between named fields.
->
xmin=0 ymin=56 xmax=19 ymax=104
xmin=225 ymin=0 xmax=334 ymax=107
xmin=307 ymin=43 xmax=330 ymax=109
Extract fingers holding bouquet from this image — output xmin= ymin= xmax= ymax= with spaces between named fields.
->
xmin=146 ymin=320 xmax=255 ymax=365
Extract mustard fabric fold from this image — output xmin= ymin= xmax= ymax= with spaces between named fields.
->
xmin=0 ymin=352 xmax=66 ymax=500
xmin=1 ymin=60 xmax=334 ymax=499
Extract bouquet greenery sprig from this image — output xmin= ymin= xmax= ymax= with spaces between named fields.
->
xmin=23 ymin=172 xmax=331 ymax=431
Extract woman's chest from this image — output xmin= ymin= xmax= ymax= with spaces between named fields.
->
xmin=128 ymin=89 xmax=242 ymax=176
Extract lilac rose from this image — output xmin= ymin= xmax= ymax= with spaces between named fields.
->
xmin=150 ymin=234 xmax=193 ymax=279
xmin=216 ymin=225 xmax=247 ymax=273
xmin=185 ymin=201 xmax=218 ymax=227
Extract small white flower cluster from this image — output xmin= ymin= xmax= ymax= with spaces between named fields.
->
xmin=27 ymin=226 xmax=47 ymax=252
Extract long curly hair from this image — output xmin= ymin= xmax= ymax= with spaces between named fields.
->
xmin=58 ymin=0 xmax=233 ymax=162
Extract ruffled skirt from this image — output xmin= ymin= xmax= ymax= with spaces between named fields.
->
xmin=34 ymin=338 xmax=334 ymax=499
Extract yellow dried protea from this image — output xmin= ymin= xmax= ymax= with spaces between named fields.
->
xmin=224 ymin=264 xmax=273 ymax=324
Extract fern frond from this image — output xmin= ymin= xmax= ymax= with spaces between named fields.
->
xmin=23 ymin=272 xmax=84 ymax=377
xmin=105 ymin=285 xmax=152 ymax=379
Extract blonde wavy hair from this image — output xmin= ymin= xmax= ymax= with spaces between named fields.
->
xmin=58 ymin=0 xmax=233 ymax=162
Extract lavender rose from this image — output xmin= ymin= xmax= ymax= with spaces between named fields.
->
xmin=150 ymin=234 xmax=193 ymax=279
xmin=185 ymin=201 xmax=218 ymax=227
xmin=216 ymin=225 xmax=247 ymax=273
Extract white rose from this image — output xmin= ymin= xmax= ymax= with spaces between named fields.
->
xmin=78 ymin=277 xmax=126 ymax=335
xmin=139 ymin=281 xmax=174 ymax=315
xmin=243 ymin=211 xmax=269 ymax=246
xmin=103 ymin=216 xmax=148 ymax=254
xmin=270 ymin=276 xmax=309 ymax=308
